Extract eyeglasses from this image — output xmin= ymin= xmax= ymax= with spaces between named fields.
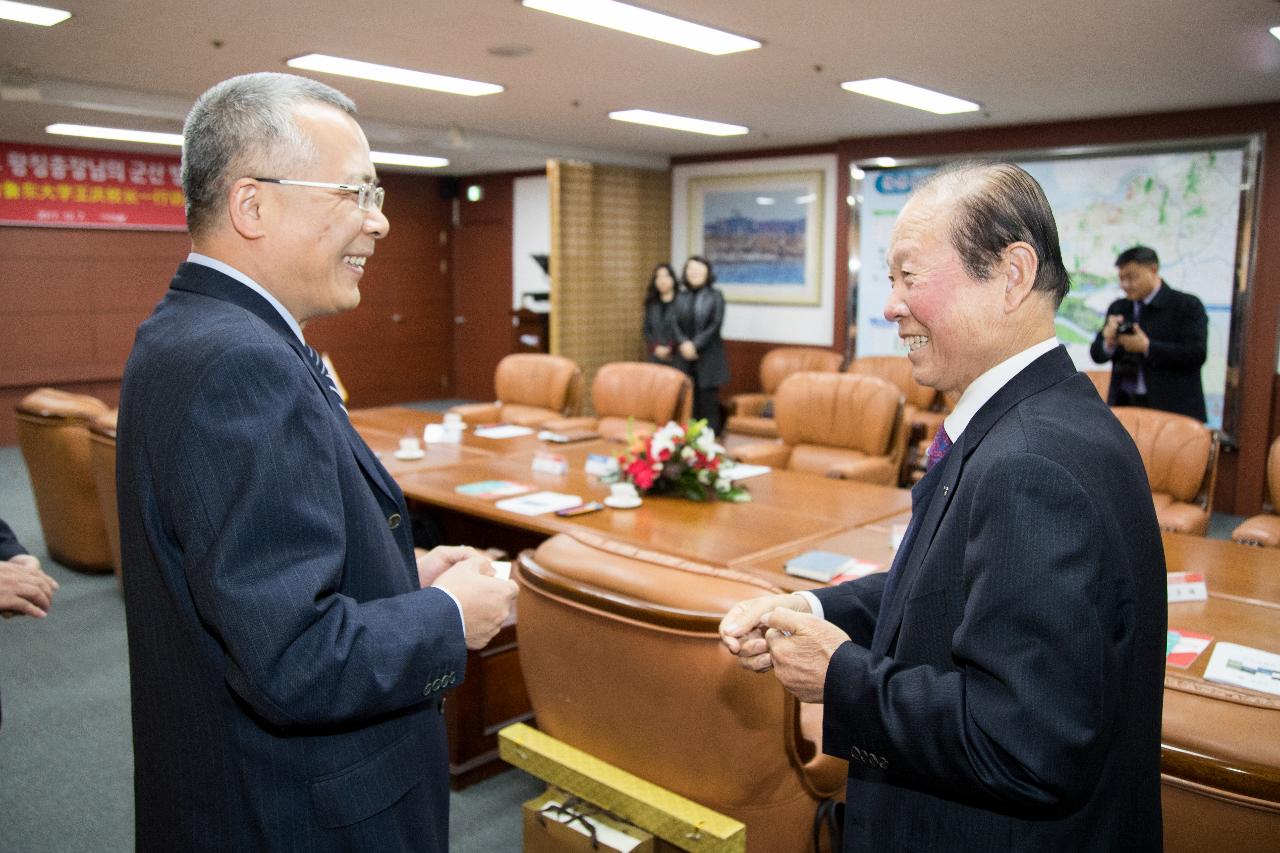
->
xmin=253 ymin=178 xmax=385 ymax=211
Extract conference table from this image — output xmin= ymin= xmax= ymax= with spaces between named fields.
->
xmin=350 ymin=407 xmax=1280 ymax=827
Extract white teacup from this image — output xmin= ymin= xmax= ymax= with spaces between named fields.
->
xmin=423 ymin=424 xmax=445 ymax=444
xmin=399 ymin=436 xmax=422 ymax=453
xmin=443 ymin=411 xmax=463 ymax=426
xmin=610 ymin=481 xmax=639 ymax=501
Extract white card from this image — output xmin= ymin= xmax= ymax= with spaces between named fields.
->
xmin=1167 ymin=571 xmax=1208 ymax=603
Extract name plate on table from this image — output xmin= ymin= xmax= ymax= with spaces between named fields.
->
xmin=1167 ymin=571 xmax=1208 ymax=603
xmin=532 ymin=451 xmax=569 ymax=476
xmin=585 ymin=453 xmax=620 ymax=478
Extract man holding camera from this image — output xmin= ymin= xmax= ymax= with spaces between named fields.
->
xmin=1089 ymin=245 xmax=1208 ymax=421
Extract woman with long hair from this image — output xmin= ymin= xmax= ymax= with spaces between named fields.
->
xmin=642 ymin=263 xmax=680 ymax=365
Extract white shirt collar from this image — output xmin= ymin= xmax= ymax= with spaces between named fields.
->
xmin=943 ymin=337 xmax=1060 ymax=441
xmin=186 ymin=252 xmax=305 ymax=344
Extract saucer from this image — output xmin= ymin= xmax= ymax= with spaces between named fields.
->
xmin=393 ymin=448 xmax=426 ymax=460
xmin=603 ymin=495 xmax=642 ymax=509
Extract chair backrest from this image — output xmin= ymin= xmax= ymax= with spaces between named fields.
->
xmin=14 ymin=388 xmax=113 ymax=572
xmin=759 ymin=347 xmax=843 ymax=395
xmin=1083 ymin=370 xmax=1110 ymax=402
xmin=494 ymin=353 xmax=582 ymax=415
xmin=88 ymin=409 xmax=121 ymax=580
xmin=1110 ymin=407 xmax=1216 ymax=504
xmin=847 ymin=355 xmax=936 ymax=412
xmin=515 ymin=532 xmax=842 ymax=852
xmin=591 ymin=362 xmax=691 ymax=426
xmin=775 ymin=372 xmax=903 ymax=457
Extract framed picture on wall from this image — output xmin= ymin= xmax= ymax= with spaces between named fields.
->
xmin=686 ymin=169 xmax=824 ymax=306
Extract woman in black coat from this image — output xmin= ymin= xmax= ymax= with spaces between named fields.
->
xmin=642 ymin=263 xmax=680 ymax=366
xmin=673 ymin=255 xmax=730 ymax=432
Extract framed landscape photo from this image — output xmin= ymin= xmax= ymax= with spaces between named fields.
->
xmin=686 ymin=170 xmax=824 ymax=306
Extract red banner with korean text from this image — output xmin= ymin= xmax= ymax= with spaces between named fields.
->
xmin=0 ymin=141 xmax=187 ymax=231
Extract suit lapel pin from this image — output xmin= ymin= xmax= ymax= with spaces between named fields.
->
xmin=942 ymin=485 xmax=950 ymax=496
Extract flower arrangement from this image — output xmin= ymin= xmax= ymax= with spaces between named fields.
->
xmin=617 ymin=419 xmax=751 ymax=502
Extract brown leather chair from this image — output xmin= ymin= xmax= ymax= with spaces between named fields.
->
xmin=15 ymin=388 xmax=114 ymax=572
xmin=847 ymin=355 xmax=941 ymax=484
xmin=725 ymin=347 xmax=843 ymax=439
xmin=732 ymin=372 xmax=907 ymax=486
xmin=88 ymin=409 xmax=122 ymax=581
xmin=1111 ymin=407 xmax=1217 ymax=536
xmin=544 ymin=361 xmax=691 ymax=443
xmin=449 ymin=353 xmax=582 ymax=427
xmin=1231 ymin=436 xmax=1280 ymax=547
xmin=515 ymin=532 xmax=846 ymax=852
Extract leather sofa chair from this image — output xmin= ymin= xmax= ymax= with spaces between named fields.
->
xmin=544 ymin=361 xmax=691 ymax=443
xmin=731 ymin=372 xmax=907 ymax=486
xmin=515 ymin=532 xmax=846 ymax=852
xmin=15 ymin=388 xmax=114 ymax=572
xmin=1231 ymin=436 xmax=1280 ymax=547
xmin=449 ymin=353 xmax=582 ymax=427
xmin=1111 ymin=406 xmax=1217 ymax=536
xmin=847 ymin=355 xmax=941 ymax=484
xmin=725 ymin=347 xmax=843 ymax=439
xmin=88 ymin=409 xmax=122 ymax=581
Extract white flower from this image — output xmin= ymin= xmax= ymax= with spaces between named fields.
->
xmin=714 ymin=477 xmax=730 ymax=492
xmin=681 ymin=446 xmax=696 ymax=462
xmin=692 ymin=429 xmax=718 ymax=454
xmin=697 ymin=469 xmax=711 ymax=484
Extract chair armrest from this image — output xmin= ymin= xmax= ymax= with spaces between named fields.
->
xmin=1231 ymin=515 xmax=1280 ymax=548
xmin=450 ymin=402 xmax=500 ymax=425
xmin=826 ymin=457 xmax=897 ymax=486
xmin=732 ymin=442 xmax=791 ymax=468
xmin=728 ymin=393 xmax=770 ymax=417
xmin=542 ymin=416 xmax=598 ymax=433
xmin=1156 ymin=501 xmax=1211 ymax=537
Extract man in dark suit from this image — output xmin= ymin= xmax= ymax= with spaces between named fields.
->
xmin=1089 ymin=245 xmax=1208 ymax=421
xmin=721 ymin=163 xmax=1165 ymax=850
xmin=117 ymin=73 xmax=517 ymax=852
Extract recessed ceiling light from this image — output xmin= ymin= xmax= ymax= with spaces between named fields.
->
xmin=608 ymin=109 xmax=747 ymax=137
xmin=0 ymin=0 xmax=70 ymax=26
xmin=841 ymin=78 xmax=980 ymax=115
xmin=1271 ymin=25 xmax=1280 ymax=41
xmin=755 ymin=196 xmax=776 ymax=206
xmin=287 ymin=54 xmax=503 ymax=97
xmin=522 ymin=0 xmax=760 ymax=55
xmin=46 ymin=123 xmax=182 ymax=146
xmin=370 ymin=151 xmax=449 ymax=169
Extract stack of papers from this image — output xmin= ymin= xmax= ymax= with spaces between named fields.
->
xmin=1165 ymin=628 xmax=1214 ymax=669
xmin=454 ymin=480 xmax=531 ymax=499
xmin=495 ymin=491 xmax=583 ymax=516
xmin=723 ymin=463 xmax=770 ymax=481
xmin=1203 ymin=642 xmax=1280 ymax=696
xmin=474 ymin=424 xmax=535 ymax=439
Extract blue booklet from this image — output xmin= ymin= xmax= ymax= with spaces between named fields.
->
xmin=784 ymin=550 xmax=856 ymax=582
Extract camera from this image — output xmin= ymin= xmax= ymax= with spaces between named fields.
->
xmin=1115 ymin=320 xmax=1134 ymax=335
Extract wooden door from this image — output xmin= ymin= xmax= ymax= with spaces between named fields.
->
xmin=450 ymin=176 xmax=515 ymax=401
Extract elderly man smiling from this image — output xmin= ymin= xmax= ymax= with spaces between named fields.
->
xmin=721 ymin=162 xmax=1165 ymax=852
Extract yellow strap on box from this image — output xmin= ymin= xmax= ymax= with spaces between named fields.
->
xmin=499 ymin=723 xmax=745 ymax=853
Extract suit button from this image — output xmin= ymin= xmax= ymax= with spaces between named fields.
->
xmin=388 ymin=513 xmax=402 ymax=529
xmin=422 ymin=684 xmax=432 ymax=697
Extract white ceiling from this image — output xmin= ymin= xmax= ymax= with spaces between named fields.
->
xmin=1 ymin=0 xmax=1278 ymax=174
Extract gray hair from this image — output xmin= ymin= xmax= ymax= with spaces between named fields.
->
xmin=182 ymin=72 xmax=356 ymax=237
xmin=915 ymin=161 xmax=1070 ymax=307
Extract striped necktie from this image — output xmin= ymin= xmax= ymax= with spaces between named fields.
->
xmin=304 ymin=345 xmax=347 ymax=415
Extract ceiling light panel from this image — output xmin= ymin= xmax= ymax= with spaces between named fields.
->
xmin=46 ymin=123 xmax=183 ymax=146
xmin=287 ymin=54 xmax=503 ymax=96
xmin=841 ymin=78 xmax=980 ymax=115
xmin=523 ymin=0 xmax=760 ymax=55
xmin=0 ymin=0 xmax=70 ymax=26
xmin=370 ymin=151 xmax=449 ymax=169
xmin=608 ymin=109 xmax=748 ymax=136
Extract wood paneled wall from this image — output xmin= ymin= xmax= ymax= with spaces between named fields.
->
xmin=0 ymin=170 xmax=453 ymax=445
xmin=548 ymin=161 xmax=671 ymax=415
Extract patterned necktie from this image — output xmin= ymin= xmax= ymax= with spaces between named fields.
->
xmin=925 ymin=425 xmax=952 ymax=471
xmin=304 ymin=345 xmax=348 ymax=415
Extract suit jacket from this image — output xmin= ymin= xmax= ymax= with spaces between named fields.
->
xmin=117 ymin=263 xmax=468 ymax=852
xmin=1088 ymin=281 xmax=1208 ymax=421
xmin=813 ymin=346 xmax=1165 ymax=851
xmin=672 ymin=286 xmax=730 ymax=387
xmin=0 ymin=518 xmax=27 ymax=561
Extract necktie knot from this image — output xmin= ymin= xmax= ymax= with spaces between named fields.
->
xmin=925 ymin=425 xmax=952 ymax=471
